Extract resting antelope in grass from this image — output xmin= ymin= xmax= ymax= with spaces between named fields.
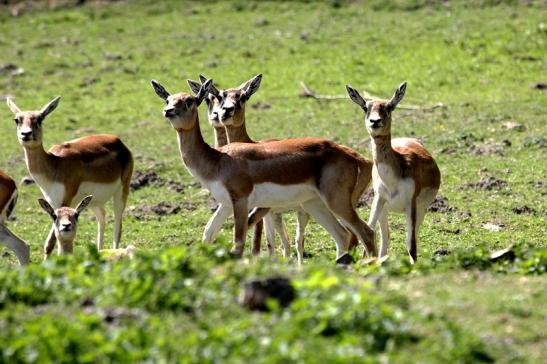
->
xmin=6 ymin=97 xmax=134 ymax=260
xmin=346 ymin=82 xmax=441 ymax=263
xmin=151 ymin=79 xmax=376 ymax=263
xmin=0 ymin=169 xmax=30 ymax=265
xmin=38 ymin=195 xmax=136 ymax=259
xmin=188 ymin=74 xmax=314 ymax=264
xmin=38 ymin=195 xmax=93 ymax=255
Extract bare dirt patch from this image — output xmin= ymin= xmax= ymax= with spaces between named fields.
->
xmin=462 ymin=176 xmax=508 ymax=191
xmin=468 ymin=139 xmax=511 ymax=156
xmin=130 ymin=170 xmax=192 ymax=193
xmin=428 ymin=196 xmax=457 ymax=213
xmin=128 ymin=201 xmax=197 ymax=220
xmin=511 ymin=206 xmax=537 ymax=215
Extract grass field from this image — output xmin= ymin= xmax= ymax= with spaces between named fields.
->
xmin=0 ymin=0 xmax=545 ymax=362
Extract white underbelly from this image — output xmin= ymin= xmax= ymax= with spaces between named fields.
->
xmin=376 ymin=177 xmax=415 ymax=213
xmin=73 ymin=180 xmax=121 ymax=207
xmin=204 ymin=180 xmax=317 ymax=209
xmin=32 ymin=173 xmax=121 ymax=208
xmin=248 ymin=182 xmax=317 ymax=208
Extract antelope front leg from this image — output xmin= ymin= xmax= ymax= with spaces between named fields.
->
xmin=0 ymin=224 xmax=30 ymax=265
xmin=203 ymin=204 xmax=232 ymax=244
xmin=231 ymin=198 xmax=249 ymax=257
xmin=43 ymin=223 xmax=57 ymax=260
xmin=272 ymin=213 xmax=291 ymax=259
xmin=405 ymin=200 xmax=418 ymax=264
xmin=295 ymin=210 xmax=310 ymax=266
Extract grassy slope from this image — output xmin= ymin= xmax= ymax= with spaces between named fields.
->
xmin=0 ymin=0 xmax=545 ymax=362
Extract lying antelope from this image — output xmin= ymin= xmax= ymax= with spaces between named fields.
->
xmin=38 ymin=195 xmax=93 ymax=254
xmin=0 ymin=169 xmax=30 ymax=265
xmin=346 ymin=82 xmax=441 ymax=263
xmin=6 ymin=97 xmax=134 ymax=259
xmin=151 ymin=79 xmax=376 ymax=263
xmin=188 ymin=74 xmax=312 ymax=263
xmin=38 ymin=195 xmax=136 ymax=259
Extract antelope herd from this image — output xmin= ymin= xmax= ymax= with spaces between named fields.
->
xmin=1 ymin=75 xmax=440 ymax=266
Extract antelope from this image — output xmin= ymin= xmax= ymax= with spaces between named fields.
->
xmin=346 ymin=82 xmax=441 ymax=263
xmin=38 ymin=195 xmax=136 ymax=259
xmin=0 ymin=169 xmax=30 ymax=265
xmin=150 ymin=79 xmax=376 ymax=263
xmin=188 ymin=74 xmax=313 ymax=264
xmin=6 ymin=97 xmax=134 ymax=260
xmin=38 ymin=195 xmax=93 ymax=254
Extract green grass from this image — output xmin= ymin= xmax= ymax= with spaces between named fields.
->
xmin=0 ymin=0 xmax=545 ymax=362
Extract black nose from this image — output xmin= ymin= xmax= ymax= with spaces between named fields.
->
xmin=61 ymin=223 xmax=72 ymax=231
xmin=164 ymin=107 xmax=175 ymax=117
xmin=223 ymin=106 xmax=234 ymax=114
xmin=21 ymin=131 xmax=32 ymax=137
xmin=370 ymin=118 xmax=381 ymax=125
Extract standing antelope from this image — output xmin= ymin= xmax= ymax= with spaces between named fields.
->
xmin=0 ymin=169 xmax=30 ymax=265
xmin=346 ymin=82 xmax=441 ymax=263
xmin=188 ymin=74 xmax=313 ymax=263
xmin=151 ymin=79 xmax=376 ymax=263
xmin=6 ymin=97 xmax=134 ymax=259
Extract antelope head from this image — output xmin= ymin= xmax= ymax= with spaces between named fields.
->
xmin=38 ymin=195 xmax=93 ymax=254
xmin=6 ymin=97 xmax=61 ymax=148
xmin=151 ymin=79 xmax=212 ymax=131
xmin=346 ymin=82 xmax=407 ymax=138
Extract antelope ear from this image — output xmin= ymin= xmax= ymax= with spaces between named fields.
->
xmin=39 ymin=96 xmax=61 ymax=120
xmin=75 ymin=195 xmax=93 ymax=215
xmin=187 ymin=79 xmax=202 ymax=95
xmin=6 ymin=98 xmax=21 ymax=114
xmin=38 ymin=198 xmax=56 ymax=219
xmin=241 ymin=74 xmax=262 ymax=102
xmin=387 ymin=81 xmax=407 ymax=111
xmin=345 ymin=85 xmax=367 ymax=111
xmin=151 ymin=80 xmax=170 ymax=101
xmin=198 ymin=74 xmax=208 ymax=83
xmin=195 ymin=79 xmax=213 ymax=106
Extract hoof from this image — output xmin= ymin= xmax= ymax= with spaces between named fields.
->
xmin=336 ymin=253 xmax=355 ymax=266
xmin=229 ymin=248 xmax=244 ymax=258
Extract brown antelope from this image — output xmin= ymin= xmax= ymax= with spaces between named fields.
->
xmin=0 ymin=169 xmax=30 ymax=265
xmin=151 ymin=79 xmax=376 ymax=263
xmin=38 ymin=195 xmax=136 ymax=259
xmin=6 ymin=97 xmax=134 ymax=259
xmin=188 ymin=74 xmax=313 ymax=264
xmin=346 ymin=82 xmax=441 ymax=263
xmin=38 ymin=195 xmax=93 ymax=254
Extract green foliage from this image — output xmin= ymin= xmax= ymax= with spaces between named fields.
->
xmin=0 ymin=0 xmax=545 ymax=362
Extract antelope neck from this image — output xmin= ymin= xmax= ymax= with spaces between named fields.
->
xmin=23 ymin=144 xmax=56 ymax=177
xmin=371 ymin=134 xmax=399 ymax=168
xmin=175 ymin=115 xmax=221 ymax=176
xmin=225 ymin=118 xmax=254 ymax=144
xmin=213 ymin=127 xmax=228 ymax=148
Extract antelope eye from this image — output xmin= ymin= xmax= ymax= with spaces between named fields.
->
xmin=185 ymin=99 xmax=193 ymax=108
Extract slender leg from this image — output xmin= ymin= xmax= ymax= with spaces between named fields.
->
xmin=405 ymin=199 xmax=418 ymax=264
xmin=231 ymin=197 xmax=249 ymax=257
xmin=203 ymin=204 xmax=232 ymax=244
xmin=263 ymin=214 xmax=276 ymax=256
xmin=0 ymin=224 xmax=30 ymax=265
xmin=93 ymin=206 xmax=106 ymax=251
xmin=43 ymin=224 xmax=56 ymax=260
xmin=273 ymin=213 xmax=290 ymax=259
xmin=113 ymin=188 xmax=127 ymax=249
xmin=301 ymin=199 xmax=350 ymax=260
xmin=295 ymin=210 xmax=310 ymax=265
xmin=251 ymin=220 xmax=263 ymax=256
xmin=248 ymin=207 xmax=271 ymax=227
xmin=377 ymin=205 xmax=390 ymax=258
